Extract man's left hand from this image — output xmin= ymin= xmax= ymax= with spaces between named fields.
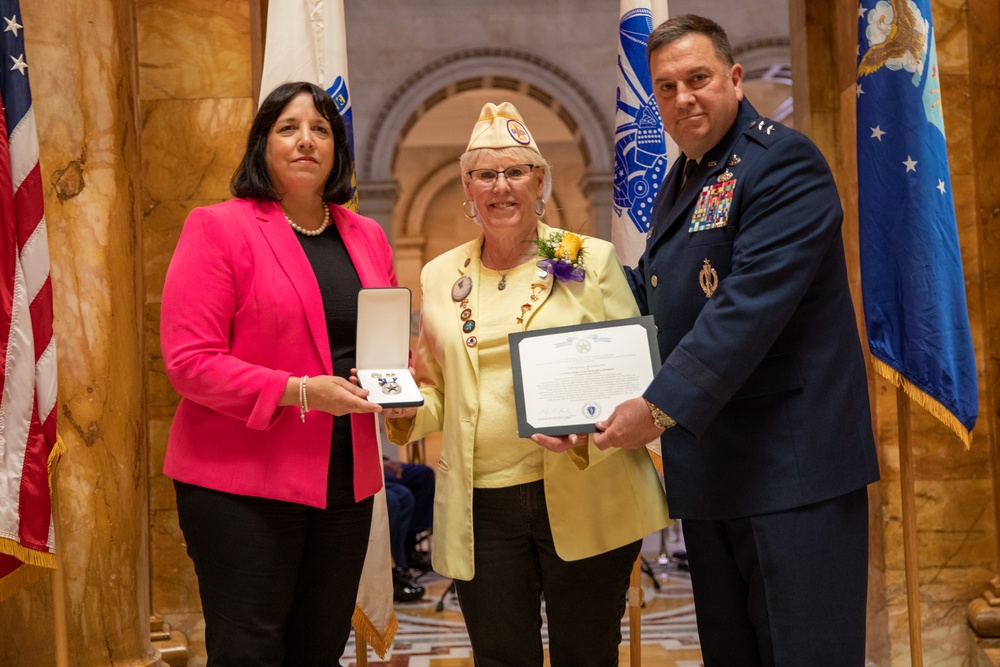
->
xmin=593 ymin=397 xmax=664 ymax=450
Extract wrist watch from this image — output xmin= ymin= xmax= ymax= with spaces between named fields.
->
xmin=644 ymin=399 xmax=677 ymax=430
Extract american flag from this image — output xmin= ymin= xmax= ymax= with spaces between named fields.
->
xmin=0 ymin=0 xmax=61 ymax=601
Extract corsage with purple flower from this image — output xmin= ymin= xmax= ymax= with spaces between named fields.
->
xmin=535 ymin=230 xmax=586 ymax=282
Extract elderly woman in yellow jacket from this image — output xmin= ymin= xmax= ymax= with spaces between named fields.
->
xmin=384 ymin=102 xmax=669 ymax=667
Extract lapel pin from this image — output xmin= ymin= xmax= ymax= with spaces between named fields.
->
xmin=451 ymin=275 xmax=473 ymax=301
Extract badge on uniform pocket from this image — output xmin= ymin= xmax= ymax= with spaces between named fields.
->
xmin=690 ymin=179 xmax=736 ymax=233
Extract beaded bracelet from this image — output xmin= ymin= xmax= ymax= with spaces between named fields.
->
xmin=299 ymin=375 xmax=309 ymax=423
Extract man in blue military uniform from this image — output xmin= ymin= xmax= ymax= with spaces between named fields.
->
xmin=593 ymin=14 xmax=879 ymax=667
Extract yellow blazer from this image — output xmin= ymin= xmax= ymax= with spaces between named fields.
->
xmin=388 ymin=221 xmax=670 ymax=581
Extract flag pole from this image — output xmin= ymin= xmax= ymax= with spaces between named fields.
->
xmin=628 ymin=556 xmax=642 ymax=666
xmin=355 ymin=636 xmax=368 ymax=667
xmin=50 ymin=478 xmax=69 ymax=667
xmin=896 ymin=388 xmax=924 ymax=667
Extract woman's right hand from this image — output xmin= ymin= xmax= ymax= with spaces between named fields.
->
xmin=293 ymin=375 xmax=382 ymax=417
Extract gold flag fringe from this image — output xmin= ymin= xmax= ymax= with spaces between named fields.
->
xmin=351 ymin=605 xmax=398 ymax=659
xmin=48 ymin=433 xmax=67 ymax=492
xmin=0 ymin=433 xmax=67 ymax=601
xmin=0 ymin=556 xmax=50 ymax=602
xmin=871 ymin=357 xmax=973 ymax=449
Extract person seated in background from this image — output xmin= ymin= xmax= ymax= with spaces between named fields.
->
xmin=384 ymin=457 xmax=435 ymax=602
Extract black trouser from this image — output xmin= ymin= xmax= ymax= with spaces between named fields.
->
xmin=454 ymin=480 xmax=641 ymax=667
xmin=683 ymin=487 xmax=870 ymax=667
xmin=174 ymin=480 xmax=373 ymax=667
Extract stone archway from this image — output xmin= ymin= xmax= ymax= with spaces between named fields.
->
xmin=360 ymin=48 xmax=614 ymax=185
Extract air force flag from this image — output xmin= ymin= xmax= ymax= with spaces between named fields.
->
xmin=857 ymin=0 xmax=977 ymax=446
xmin=613 ymin=1 xmax=672 ymax=266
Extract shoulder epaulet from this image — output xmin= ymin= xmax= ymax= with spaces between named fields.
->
xmin=744 ymin=117 xmax=784 ymax=148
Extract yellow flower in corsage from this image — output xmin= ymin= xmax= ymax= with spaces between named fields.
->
xmin=535 ymin=230 xmax=586 ymax=282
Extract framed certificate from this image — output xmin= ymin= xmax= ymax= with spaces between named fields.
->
xmin=508 ymin=316 xmax=660 ymax=437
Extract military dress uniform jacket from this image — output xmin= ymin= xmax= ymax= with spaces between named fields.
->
xmin=632 ymin=99 xmax=879 ymax=521
xmin=388 ymin=221 xmax=670 ymax=581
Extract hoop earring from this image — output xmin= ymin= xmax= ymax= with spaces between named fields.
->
xmin=534 ymin=198 xmax=546 ymax=218
xmin=463 ymin=200 xmax=478 ymax=219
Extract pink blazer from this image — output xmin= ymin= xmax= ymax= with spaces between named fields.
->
xmin=161 ymin=198 xmax=396 ymax=507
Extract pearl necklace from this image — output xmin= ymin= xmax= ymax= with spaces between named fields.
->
xmin=284 ymin=204 xmax=331 ymax=236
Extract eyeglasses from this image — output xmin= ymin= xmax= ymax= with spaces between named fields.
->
xmin=466 ymin=164 xmax=536 ymax=184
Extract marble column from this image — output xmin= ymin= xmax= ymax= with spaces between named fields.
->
xmin=391 ymin=235 xmax=428 ymax=307
xmin=357 ymin=179 xmax=401 ymax=241
xmin=792 ymin=1 xmax=997 ymax=666
xmin=138 ymin=0 xmax=255 ymax=660
xmin=580 ymin=171 xmax=615 ymax=244
xmin=0 ymin=0 xmax=159 ymax=665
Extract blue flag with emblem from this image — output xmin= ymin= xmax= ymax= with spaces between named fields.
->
xmin=856 ymin=0 xmax=977 ymax=446
xmin=612 ymin=0 xmax=671 ymax=266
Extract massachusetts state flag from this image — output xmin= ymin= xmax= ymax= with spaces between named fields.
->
xmin=857 ymin=0 xmax=977 ymax=446
xmin=612 ymin=0 xmax=673 ymax=266
xmin=0 ymin=0 xmax=62 ymax=602
xmin=260 ymin=1 xmax=396 ymax=657
xmin=260 ymin=0 xmax=358 ymax=210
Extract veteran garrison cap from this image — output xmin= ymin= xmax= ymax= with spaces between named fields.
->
xmin=466 ymin=102 xmax=541 ymax=156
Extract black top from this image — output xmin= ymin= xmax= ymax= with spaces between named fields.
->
xmin=296 ymin=225 xmax=363 ymax=506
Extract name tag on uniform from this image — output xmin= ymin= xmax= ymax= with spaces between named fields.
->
xmin=690 ymin=179 xmax=736 ymax=232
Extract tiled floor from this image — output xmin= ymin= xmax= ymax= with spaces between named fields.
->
xmin=343 ymin=533 xmax=704 ymax=667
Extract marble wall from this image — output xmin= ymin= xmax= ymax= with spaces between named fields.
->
xmin=0 ymin=0 xmax=158 ymax=664
xmin=138 ymin=0 xmax=254 ymax=662
xmin=793 ymin=0 xmax=999 ymax=665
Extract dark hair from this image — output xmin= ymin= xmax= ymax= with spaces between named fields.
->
xmin=231 ymin=81 xmax=355 ymax=204
xmin=646 ymin=14 xmax=735 ymax=69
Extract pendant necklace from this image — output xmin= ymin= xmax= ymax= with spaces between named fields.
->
xmin=482 ymin=241 xmax=534 ymax=291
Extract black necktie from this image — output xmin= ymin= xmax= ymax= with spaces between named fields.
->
xmin=681 ymin=158 xmax=697 ymax=187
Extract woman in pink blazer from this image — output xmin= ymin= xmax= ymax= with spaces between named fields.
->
xmin=161 ymin=82 xmax=393 ymax=666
